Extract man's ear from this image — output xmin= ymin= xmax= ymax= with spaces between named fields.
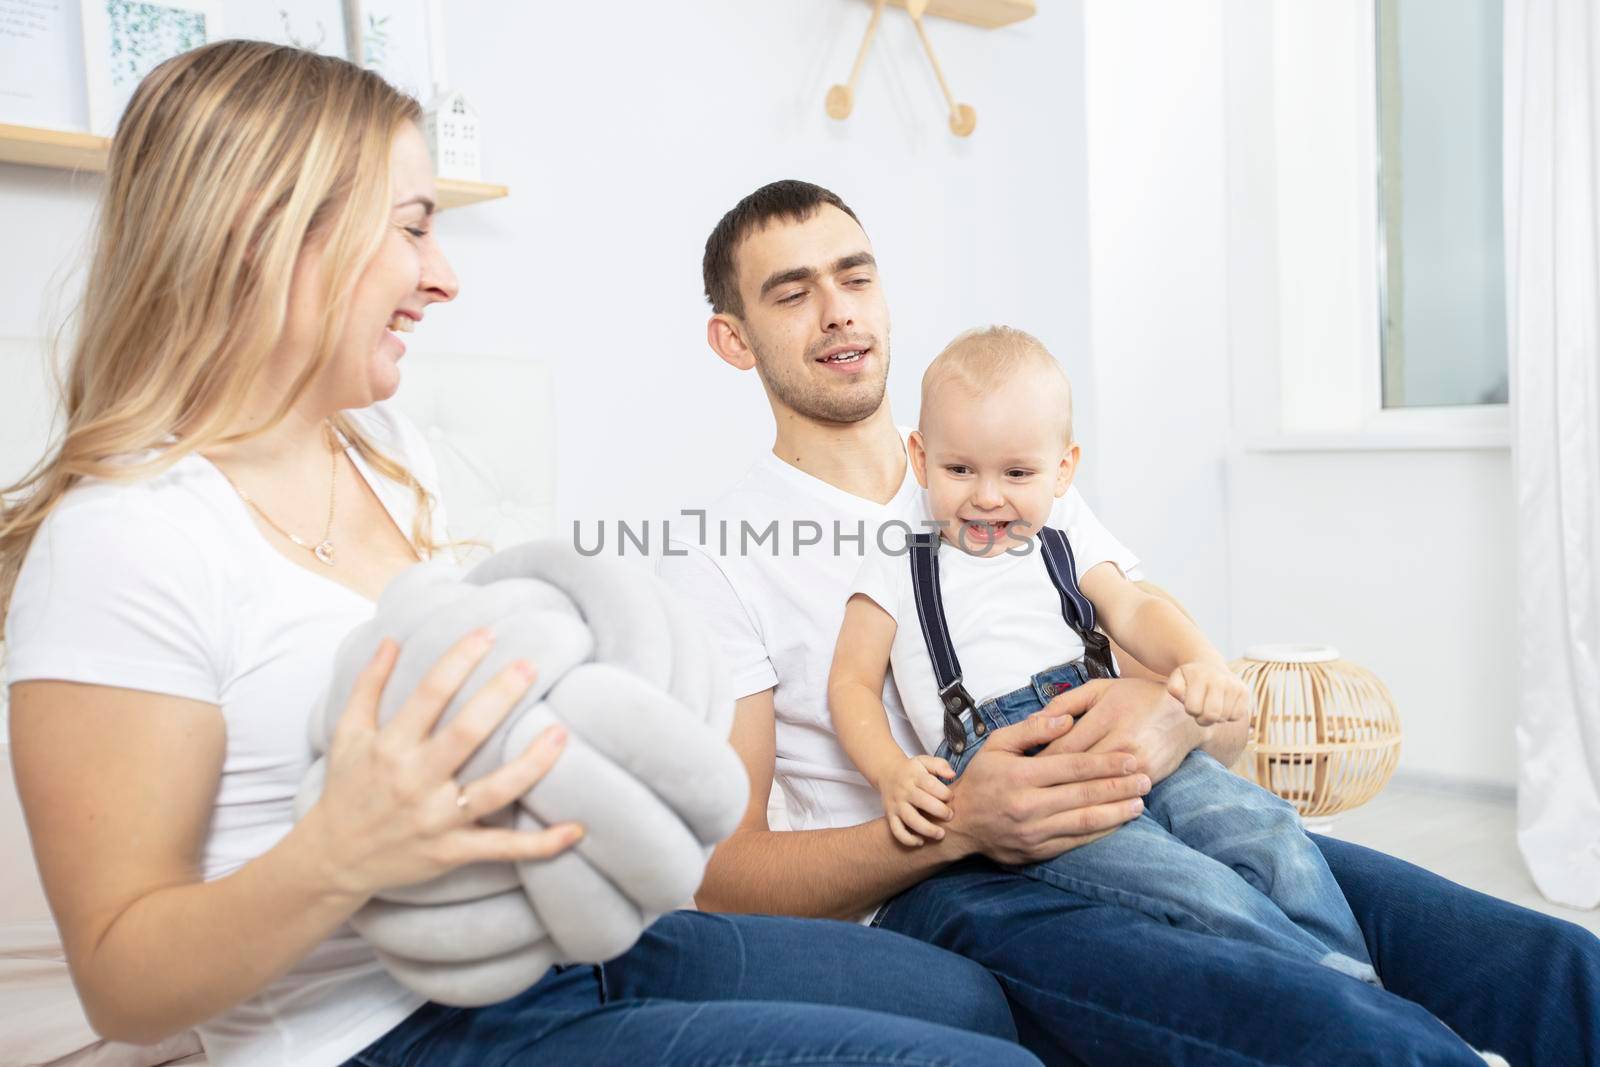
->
xmin=707 ymin=313 xmax=757 ymax=371
xmin=908 ymin=430 xmax=930 ymax=488
xmin=1055 ymin=443 xmax=1081 ymax=497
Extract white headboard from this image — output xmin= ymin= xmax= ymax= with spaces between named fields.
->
xmin=0 ymin=336 xmax=558 ymax=923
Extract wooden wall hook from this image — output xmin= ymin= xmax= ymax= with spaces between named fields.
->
xmin=826 ymin=0 xmax=981 ymax=136
xmin=827 ymin=0 xmax=887 ymax=120
xmin=908 ymin=5 xmax=977 ymax=136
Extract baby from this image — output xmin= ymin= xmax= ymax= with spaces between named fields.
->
xmin=828 ymin=325 xmax=1379 ymax=985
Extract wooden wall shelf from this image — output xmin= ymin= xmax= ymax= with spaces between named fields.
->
xmin=0 ymin=123 xmax=104 ymax=171
xmin=436 ymin=179 xmax=510 ymax=211
xmin=876 ymin=0 xmax=1037 ymax=28
xmin=0 ymin=123 xmax=508 ymax=210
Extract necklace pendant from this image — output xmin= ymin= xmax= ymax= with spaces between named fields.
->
xmin=313 ymin=541 xmax=336 ymax=566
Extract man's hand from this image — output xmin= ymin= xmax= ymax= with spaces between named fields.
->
xmin=942 ymin=712 xmax=1150 ymax=866
xmin=1043 ymin=678 xmax=1206 ymax=783
xmin=1167 ymin=661 xmax=1252 ymax=726
xmin=879 ymin=755 xmax=955 ymax=847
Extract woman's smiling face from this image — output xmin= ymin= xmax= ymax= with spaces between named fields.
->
xmin=280 ymin=122 xmax=460 ymax=413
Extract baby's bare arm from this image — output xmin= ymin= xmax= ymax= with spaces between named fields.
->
xmin=1081 ymin=563 xmax=1224 ymax=675
xmin=827 ymin=594 xmax=913 ymax=787
xmin=1080 ymin=565 xmax=1249 ymax=726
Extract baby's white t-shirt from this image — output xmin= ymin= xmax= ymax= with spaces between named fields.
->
xmin=656 ymin=430 xmax=1139 ymax=836
xmin=4 ymin=403 xmax=440 ymax=1067
xmin=849 ymin=522 xmax=1130 ymax=758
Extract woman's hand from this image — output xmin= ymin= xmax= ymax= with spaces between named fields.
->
xmin=304 ymin=628 xmax=583 ymax=901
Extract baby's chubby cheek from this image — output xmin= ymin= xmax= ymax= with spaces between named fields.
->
xmin=1011 ymin=493 xmax=1055 ymax=537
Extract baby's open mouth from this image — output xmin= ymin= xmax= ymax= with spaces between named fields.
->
xmin=960 ymin=519 xmax=1013 ymax=537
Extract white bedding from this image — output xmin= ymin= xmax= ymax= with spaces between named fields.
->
xmin=0 ymin=920 xmax=203 ymax=1067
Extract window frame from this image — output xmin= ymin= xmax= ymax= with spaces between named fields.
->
xmin=1228 ymin=0 xmax=1509 ymax=453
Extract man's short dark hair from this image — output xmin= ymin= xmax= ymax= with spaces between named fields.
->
xmin=702 ymin=180 xmax=862 ymax=318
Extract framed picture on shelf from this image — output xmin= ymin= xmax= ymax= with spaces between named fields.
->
xmin=222 ymin=0 xmax=348 ymax=59
xmin=80 ymin=0 xmax=224 ymax=135
xmin=0 ymin=0 xmax=91 ymax=130
xmin=341 ymin=0 xmax=430 ymax=101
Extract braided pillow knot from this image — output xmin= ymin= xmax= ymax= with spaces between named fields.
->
xmin=294 ymin=540 xmax=748 ymax=1007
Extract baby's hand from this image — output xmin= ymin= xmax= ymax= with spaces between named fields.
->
xmin=1167 ymin=662 xmax=1252 ymax=726
xmin=879 ymin=755 xmax=956 ymax=847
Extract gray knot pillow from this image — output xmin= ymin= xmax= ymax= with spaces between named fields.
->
xmin=294 ymin=539 xmax=748 ymax=1007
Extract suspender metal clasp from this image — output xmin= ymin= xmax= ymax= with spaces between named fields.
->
xmin=939 ymin=679 xmax=981 ymax=724
xmin=938 ymin=678 xmax=984 ymax=755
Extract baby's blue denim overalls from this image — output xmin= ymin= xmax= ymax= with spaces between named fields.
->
xmin=907 ymin=529 xmax=1379 ymax=985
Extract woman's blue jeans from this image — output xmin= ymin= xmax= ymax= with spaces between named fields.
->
xmin=935 ymin=662 xmax=1378 ymax=985
xmin=345 ymin=911 xmax=1041 ymax=1066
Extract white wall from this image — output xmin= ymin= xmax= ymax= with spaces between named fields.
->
xmin=1079 ymin=0 xmax=1515 ymax=788
xmin=2 ymin=1 xmax=1518 ymax=789
xmin=1227 ymin=449 xmax=1515 ymax=789
xmin=435 ymin=0 xmax=1099 ymax=527
xmin=0 ymin=1 xmax=1097 ymax=530
xmin=1081 ymin=0 xmax=1233 ymax=645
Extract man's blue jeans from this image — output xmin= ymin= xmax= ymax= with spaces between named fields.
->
xmin=935 ymin=662 xmax=1378 ymax=985
xmin=346 ymin=911 xmax=1041 ymax=1066
xmin=878 ymin=808 xmax=1600 ymax=1064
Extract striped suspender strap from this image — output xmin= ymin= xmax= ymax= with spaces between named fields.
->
xmin=907 ymin=533 xmax=984 ymax=754
xmin=1037 ymin=527 xmax=1119 ymax=680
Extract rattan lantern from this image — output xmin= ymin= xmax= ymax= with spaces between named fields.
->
xmin=1230 ymin=645 xmax=1402 ymax=824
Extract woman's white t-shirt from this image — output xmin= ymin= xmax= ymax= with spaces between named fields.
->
xmin=848 ymin=521 xmax=1128 ymax=757
xmin=4 ymin=403 xmax=440 ymax=1067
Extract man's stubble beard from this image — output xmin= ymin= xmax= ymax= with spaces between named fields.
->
xmin=748 ymin=329 xmax=891 ymax=425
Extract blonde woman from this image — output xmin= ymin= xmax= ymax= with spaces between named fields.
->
xmin=0 ymin=42 xmax=1038 ymax=1067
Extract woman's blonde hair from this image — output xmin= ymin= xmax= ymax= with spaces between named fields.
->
xmin=0 ymin=40 xmax=440 ymax=630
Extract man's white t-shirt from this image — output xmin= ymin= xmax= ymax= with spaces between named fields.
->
xmin=656 ymin=431 xmax=1139 ymax=834
xmin=849 ymin=526 xmax=1129 ymax=758
xmin=4 ymin=403 xmax=438 ymax=1067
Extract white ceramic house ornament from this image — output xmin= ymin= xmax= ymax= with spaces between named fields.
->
xmin=416 ymin=0 xmax=480 ymax=181
xmin=424 ymin=89 xmax=481 ymax=181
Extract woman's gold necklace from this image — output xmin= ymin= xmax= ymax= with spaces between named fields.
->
xmin=220 ymin=424 xmax=340 ymax=567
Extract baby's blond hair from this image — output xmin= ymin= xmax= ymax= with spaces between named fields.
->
xmin=920 ymin=326 xmax=1074 ymax=444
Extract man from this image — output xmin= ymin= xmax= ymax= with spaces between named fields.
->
xmin=657 ymin=180 xmax=1600 ymax=1065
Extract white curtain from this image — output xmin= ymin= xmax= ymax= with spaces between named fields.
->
xmin=1507 ymin=0 xmax=1600 ymax=909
